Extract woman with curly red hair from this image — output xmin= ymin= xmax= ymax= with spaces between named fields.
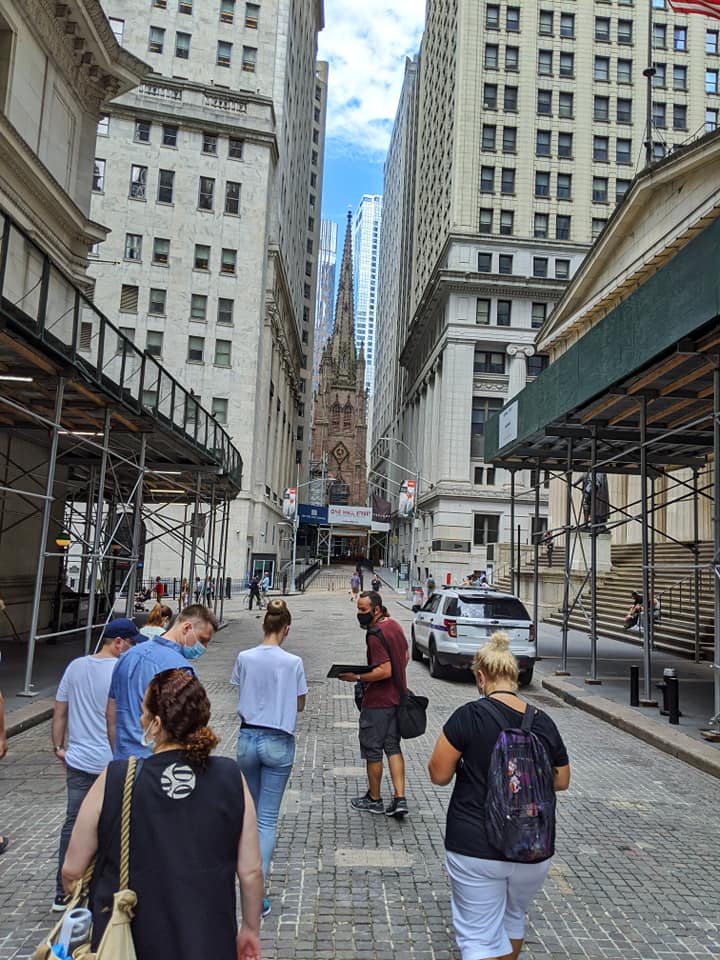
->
xmin=62 ymin=669 xmax=263 ymax=960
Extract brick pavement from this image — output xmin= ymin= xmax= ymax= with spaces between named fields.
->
xmin=1 ymin=593 xmax=719 ymax=959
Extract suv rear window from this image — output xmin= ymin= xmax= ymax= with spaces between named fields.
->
xmin=443 ymin=596 xmax=531 ymax=620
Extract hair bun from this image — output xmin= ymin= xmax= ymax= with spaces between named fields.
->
xmin=488 ymin=630 xmax=511 ymax=651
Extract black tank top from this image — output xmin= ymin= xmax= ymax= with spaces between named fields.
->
xmin=91 ymin=750 xmax=245 ymax=959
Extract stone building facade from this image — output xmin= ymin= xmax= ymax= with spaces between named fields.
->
xmin=311 ymin=214 xmax=368 ymax=507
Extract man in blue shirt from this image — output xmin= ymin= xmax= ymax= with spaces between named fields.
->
xmin=106 ymin=604 xmax=219 ymax=759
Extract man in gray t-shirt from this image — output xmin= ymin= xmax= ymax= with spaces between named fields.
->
xmin=50 ymin=618 xmax=141 ymax=910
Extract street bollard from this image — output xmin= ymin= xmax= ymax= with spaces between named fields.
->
xmin=630 ymin=665 xmax=639 ymax=707
xmin=666 ymin=675 xmax=681 ymax=724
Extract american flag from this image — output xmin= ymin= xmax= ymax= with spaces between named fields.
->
xmin=668 ymin=0 xmax=720 ymax=18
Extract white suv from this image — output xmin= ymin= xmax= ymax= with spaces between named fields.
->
xmin=410 ymin=588 xmax=536 ymax=686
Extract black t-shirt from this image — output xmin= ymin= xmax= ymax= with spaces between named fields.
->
xmin=443 ymin=698 xmax=569 ymax=861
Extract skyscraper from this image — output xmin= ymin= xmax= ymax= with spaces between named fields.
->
xmin=373 ymin=1 xmax=718 ymax=582
xmin=89 ymin=0 xmax=326 ymax=580
xmin=352 ymin=195 xmax=383 ymax=395
xmin=313 ymin=219 xmax=338 ymax=396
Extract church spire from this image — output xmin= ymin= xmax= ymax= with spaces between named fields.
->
xmin=330 ymin=208 xmax=357 ymax=373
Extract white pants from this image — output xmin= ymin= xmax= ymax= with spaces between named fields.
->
xmin=446 ymin=851 xmax=551 ymax=960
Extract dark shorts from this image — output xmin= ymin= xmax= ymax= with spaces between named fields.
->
xmin=359 ymin=707 xmax=401 ymax=762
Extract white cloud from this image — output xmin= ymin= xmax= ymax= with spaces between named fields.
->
xmin=318 ymin=0 xmax=426 ymax=156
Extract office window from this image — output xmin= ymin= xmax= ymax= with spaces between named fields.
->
xmin=474 ymin=350 xmax=506 ymax=375
xmin=188 ymin=336 xmax=204 ymax=362
xmin=617 ymin=59 xmax=633 ymax=84
xmin=531 ymin=303 xmax=547 ymax=329
xmin=221 ymin=248 xmax=237 ymax=274
xmin=109 ymin=18 xmax=124 ymax=44
xmin=225 ymin=181 xmax=241 ymax=214
xmin=473 ymin=514 xmax=500 ymax=546
xmin=674 ymin=26 xmax=688 ymax=51
xmin=558 ymin=131 xmax=573 ymax=158
xmin=148 ymin=26 xmax=164 ymax=53
xmin=483 ymin=83 xmax=498 ymax=109
xmin=146 ymin=330 xmax=164 ymax=358
xmin=198 ymin=176 xmax=215 ymax=210
xmin=152 ymin=237 xmax=170 ymax=265
xmin=653 ymin=141 xmax=666 ymax=160
xmin=505 ymin=46 xmax=519 ymax=72
xmin=653 ymin=24 xmax=666 ymax=49
xmin=484 ymin=44 xmax=499 ymax=69
xmin=190 ymin=294 xmax=207 ymax=320
xmin=673 ymin=65 xmax=687 ymax=90
xmin=478 ymin=252 xmax=492 ymax=272
xmin=527 ymin=355 xmax=549 ymax=378
xmin=556 ymin=215 xmax=571 ymax=241
xmin=557 ymin=173 xmax=572 ymax=200
xmin=92 ymin=159 xmax=105 ymax=192
xmin=175 ymin=31 xmax=190 ymax=58
xmin=618 ymin=20 xmax=633 ymax=44
xmin=129 ymin=165 xmax=147 ymax=199
xmin=496 ymin=300 xmax=512 ymax=326
xmin=499 ymin=210 xmax=514 ymax=236
xmin=652 ymin=0 xmax=666 ymax=7
xmin=185 ymin=395 xmax=200 ymax=422
xmin=595 ymin=17 xmax=610 ymax=42
xmin=482 ymin=124 xmax=496 ymax=151
xmin=214 ymin=339 xmax=232 ymax=366
xmin=593 ymin=135 xmax=609 ymax=161
xmin=535 ymin=171 xmax=550 ymax=198
xmin=538 ymin=50 xmax=553 ymax=76
xmin=706 ymin=108 xmax=719 ymax=132
xmin=506 ymin=6 xmax=520 ymax=31
xmin=617 ymin=98 xmax=632 ymax=123
xmin=119 ymin=285 xmax=138 ymax=314
xmin=591 ymin=218 xmax=607 ymax=239
xmin=476 ymin=299 xmax=490 ymax=325
xmin=162 ymin=124 xmax=178 ymax=147
xmin=202 ymin=133 xmax=217 ymax=154
xmin=479 ymin=209 xmax=493 ymax=233
xmin=500 ymin=167 xmax=515 ymax=194
xmin=706 ymin=69 xmax=719 ymax=95
xmin=537 ymin=89 xmax=552 ymax=115
xmin=148 ymin=288 xmax=166 ymax=315
xmin=559 ymin=52 xmax=574 ymax=78
xmin=498 ymin=254 xmax=513 ymax=275
xmin=616 ymin=178 xmax=631 ymax=202
xmin=124 ymin=233 xmax=142 ymax=260
xmin=220 ymin=0 xmax=235 ymax=22
xmin=216 ymin=298 xmax=233 ymax=325
xmin=533 ymin=256 xmax=548 ymax=278
xmin=194 ymin=244 xmax=210 ymax=270
xmin=593 ymin=177 xmax=608 ymax=203
xmin=653 ymin=63 xmax=666 ymax=88
xmin=616 ymin=138 xmax=632 ymax=164
xmin=116 ymin=327 xmax=135 ymax=354
xmin=560 ymin=12 xmax=575 ymax=37
xmin=217 ymin=40 xmax=232 ymax=66
xmin=503 ymin=86 xmax=518 ymax=111
xmin=558 ymin=92 xmax=573 ymax=118
xmin=157 ymin=169 xmax=174 ymax=204
xmin=652 ymin=102 xmax=666 ymax=128
xmin=178 ymin=0 xmax=192 ymax=11
xmin=536 ymin=129 xmax=551 ymax=156
xmin=241 ymin=45 xmax=256 ymax=71
xmin=474 ymin=467 xmax=484 ymax=485
xmin=555 ymin=259 xmax=570 ymax=280
xmin=211 ymin=398 xmax=228 ymax=423
xmin=594 ymin=56 xmax=610 ymax=82
xmin=245 ymin=2 xmax=259 ymax=27
xmin=480 ymin=166 xmax=495 ymax=193
xmin=135 ymin=120 xmax=151 ymax=143
xmin=228 ymin=137 xmax=244 ymax=160
xmin=708 ymin=30 xmax=719 ymax=55
xmin=594 ymin=96 xmax=609 ymax=121
xmin=539 ymin=10 xmax=553 ymax=35
xmin=534 ymin=213 xmax=549 ymax=239
xmin=97 ymin=116 xmax=110 ymax=136
xmin=486 ymin=4 xmax=499 ymax=29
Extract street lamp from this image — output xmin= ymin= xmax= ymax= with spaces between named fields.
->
xmin=376 ymin=437 xmax=421 ymax=600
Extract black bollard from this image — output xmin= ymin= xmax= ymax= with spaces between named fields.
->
xmin=666 ymin=675 xmax=680 ymax=724
xmin=630 ymin=665 xmax=639 ymax=707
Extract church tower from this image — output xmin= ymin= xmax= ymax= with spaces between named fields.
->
xmin=311 ymin=211 xmax=368 ymax=505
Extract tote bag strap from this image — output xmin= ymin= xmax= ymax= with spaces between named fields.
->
xmin=367 ymin=626 xmax=405 ymax=696
xmin=119 ymin=755 xmax=143 ymax=890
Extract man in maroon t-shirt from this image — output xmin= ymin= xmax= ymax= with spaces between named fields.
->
xmin=339 ymin=591 xmax=410 ymax=818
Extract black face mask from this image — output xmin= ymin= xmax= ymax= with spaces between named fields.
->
xmin=357 ymin=612 xmax=373 ymax=629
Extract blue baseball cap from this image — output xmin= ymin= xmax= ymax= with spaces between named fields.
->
xmin=104 ymin=618 xmax=145 ymax=645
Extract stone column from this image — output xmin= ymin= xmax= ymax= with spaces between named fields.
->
xmin=506 ymin=344 xmax=535 ymax=400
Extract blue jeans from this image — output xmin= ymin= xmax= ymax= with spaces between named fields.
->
xmin=56 ymin=765 xmax=98 ymax=898
xmin=236 ymin=728 xmax=295 ymax=880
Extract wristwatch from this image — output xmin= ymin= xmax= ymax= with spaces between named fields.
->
xmin=53 ymin=745 xmax=64 ymax=753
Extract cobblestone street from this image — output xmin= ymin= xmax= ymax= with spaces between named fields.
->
xmin=1 ymin=592 xmax=719 ymax=959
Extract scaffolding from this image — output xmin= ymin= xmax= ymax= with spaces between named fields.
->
xmin=0 ymin=208 xmax=242 ymax=696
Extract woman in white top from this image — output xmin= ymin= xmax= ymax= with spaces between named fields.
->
xmin=230 ymin=598 xmax=307 ymax=919
xmin=139 ymin=603 xmax=172 ymax=640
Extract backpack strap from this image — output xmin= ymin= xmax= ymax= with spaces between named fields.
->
xmin=480 ymin=696 xmax=536 ymax=732
xmin=366 ymin=625 xmax=405 ymax=696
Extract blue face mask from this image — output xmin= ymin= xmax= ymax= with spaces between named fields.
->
xmin=182 ymin=639 xmax=206 ymax=660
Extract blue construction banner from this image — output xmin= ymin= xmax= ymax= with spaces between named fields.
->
xmin=298 ymin=503 xmax=328 ymax=525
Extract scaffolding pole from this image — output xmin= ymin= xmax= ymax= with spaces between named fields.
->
xmin=509 ymin=470 xmax=516 ymax=595
xmin=84 ymin=408 xmax=111 ymax=655
xmin=124 ymin=433 xmax=147 ymax=616
xmin=587 ymin=429 xmax=600 ymax=684
xmin=639 ymin=396 xmax=657 ymax=705
xmin=532 ymin=459 xmax=541 ymax=657
xmin=693 ymin=468 xmax=701 ymax=664
xmin=707 ymin=362 xmax=720 ymax=732
xmin=558 ymin=439 xmax=573 ymax=675
xmin=187 ymin=474 xmax=202 ymax=601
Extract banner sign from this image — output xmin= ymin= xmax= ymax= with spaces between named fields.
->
xmin=372 ymin=495 xmax=392 ymax=524
xmin=298 ymin=503 xmax=328 ymax=525
xmin=282 ymin=487 xmax=297 ymax=520
xmin=498 ymin=402 xmax=518 ymax=449
xmin=328 ymin=504 xmax=372 ymax=526
xmin=398 ymin=479 xmax=416 ymax=518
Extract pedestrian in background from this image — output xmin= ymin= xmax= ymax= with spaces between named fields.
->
xmin=248 ymin=573 xmax=263 ymax=610
xmin=154 ymin=576 xmax=165 ymax=602
xmin=426 ymin=574 xmax=436 ymax=598
xmin=371 ymin=572 xmax=382 ymax=593
xmin=139 ymin=603 xmax=172 ymax=641
xmin=428 ymin=632 xmax=570 ymax=960
xmin=50 ymin=619 xmax=138 ymax=910
xmin=231 ymin=598 xmax=307 ymax=919
xmin=180 ymin=576 xmax=189 ymax=609
xmin=349 ymin=570 xmax=361 ymax=602
xmin=64 ymin=669 xmax=263 ymax=960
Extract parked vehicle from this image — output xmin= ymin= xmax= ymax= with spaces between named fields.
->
xmin=410 ymin=588 xmax=536 ymax=685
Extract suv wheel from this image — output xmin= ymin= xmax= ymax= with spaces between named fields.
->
xmin=410 ymin=629 xmax=424 ymax=663
xmin=428 ymin=640 xmax=448 ymax=680
xmin=518 ymin=666 xmax=534 ymax=688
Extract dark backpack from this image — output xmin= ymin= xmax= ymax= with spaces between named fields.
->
xmin=481 ymin=698 xmax=557 ymax=863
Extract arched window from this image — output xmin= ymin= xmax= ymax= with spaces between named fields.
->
xmin=330 ymin=401 xmax=341 ymax=431
xmin=343 ymin=402 xmax=353 ymax=430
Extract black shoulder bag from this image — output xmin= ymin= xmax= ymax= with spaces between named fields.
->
xmin=367 ymin=625 xmax=429 ymax=739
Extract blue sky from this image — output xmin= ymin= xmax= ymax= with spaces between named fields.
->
xmin=318 ymin=0 xmax=426 ymax=225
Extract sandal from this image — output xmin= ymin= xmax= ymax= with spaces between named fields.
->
xmin=0 ymin=835 xmax=9 ymax=854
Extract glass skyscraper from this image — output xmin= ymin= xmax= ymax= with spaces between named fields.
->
xmin=352 ymin=195 xmax=382 ymax=395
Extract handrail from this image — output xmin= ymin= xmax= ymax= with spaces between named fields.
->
xmin=657 ymin=564 xmax=714 ymax=620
